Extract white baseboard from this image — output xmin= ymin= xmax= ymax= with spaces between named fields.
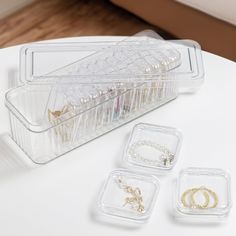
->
xmin=0 ymin=0 xmax=35 ymax=19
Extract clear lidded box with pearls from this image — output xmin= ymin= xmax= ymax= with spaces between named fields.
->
xmin=122 ymin=123 xmax=183 ymax=174
xmin=5 ymin=30 xmax=204 ymax=164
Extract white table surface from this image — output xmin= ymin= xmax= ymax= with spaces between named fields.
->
xmin=0 ymin=36 xmax=236 ymax=236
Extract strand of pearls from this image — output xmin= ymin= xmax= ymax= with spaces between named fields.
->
xmin=128 ymin=140 xmax=174 ymax=167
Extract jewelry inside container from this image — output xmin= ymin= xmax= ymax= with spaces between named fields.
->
xmin=123 ymin=123 xmax=182 ymax=173
xmin=5 ymin=29 xmax=233 ymax=228
xmin=5 ymin=30 xmax=204 ymax=164
xmin=174 ymin=167 xmax=232 ymax=222
xmin=97 ymin=169 xmax=160 ymax=223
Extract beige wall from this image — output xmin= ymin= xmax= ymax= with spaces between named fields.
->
xmin=0 ymin=0 xmax=34 ymax=19
xmin=176 ymin=0 xmax=236 ymax=26
xmin=111 ymin=0 xmax=236 ymax=61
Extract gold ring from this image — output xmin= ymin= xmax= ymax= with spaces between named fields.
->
xmin=190 ymin=187 xmax=210 ymax=209
xmin=181 ymin=186 xmax=218 ymax=209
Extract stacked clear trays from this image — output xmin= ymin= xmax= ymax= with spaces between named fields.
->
xmin=5 ymin=30 xmax=204 ymax=164
xmin=174 ymin=168 xmax=232 ymax=222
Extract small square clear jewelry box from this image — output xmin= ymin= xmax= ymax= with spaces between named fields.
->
xmin=97 ymin=169 xmax=160 ymax=223
xmin=174 ymin=167 xmax=232 ymax=222
xmin=123 ymin=123 xmax=183 ymax=174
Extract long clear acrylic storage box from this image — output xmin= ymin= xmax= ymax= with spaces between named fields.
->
xmin=5 ymin=30 xmax=204 ymax=164
xmin=174 ymin=168 xmax=232 ymax=222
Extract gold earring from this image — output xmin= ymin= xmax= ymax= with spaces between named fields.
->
xmin=48 ymin=104 xmax=75 ymax=142
xmin=116 ymin=177 xmax=145 ymax=213
xmin=181 ymin=188 xmax=209 ymax=209
xmin=190 ymin=187 xmax=210 ymax=209
xmin=192 ymin=187 xmax=218 ymax=209
xmin=181 ymin=186 xmax=218 ymax=209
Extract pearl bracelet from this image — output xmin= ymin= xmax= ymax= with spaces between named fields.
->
xmin=128 ymin=140 xmax=175 ymax=167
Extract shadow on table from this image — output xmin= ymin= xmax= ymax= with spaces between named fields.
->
xmin=0 ymin=133 xmax=36 ymax=181
xmin=8 ymin=68 xmax=20 ymax=89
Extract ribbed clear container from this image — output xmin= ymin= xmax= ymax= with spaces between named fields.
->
xmin=6 ymin=82 xmax=177 ymax=163
xmin=5 ymin=30 xmax=204 ymax=164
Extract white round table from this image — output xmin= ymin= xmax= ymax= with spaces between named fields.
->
xmin=0 ymin=37 xmax=235 ymax=236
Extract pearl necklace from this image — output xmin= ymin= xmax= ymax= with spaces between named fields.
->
xmin=128 ymin=140 xmax=174 ymax=167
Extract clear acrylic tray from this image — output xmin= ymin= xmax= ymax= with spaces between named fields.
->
xmin=174 ymin=168 xmax=232 ymax=222
xmin=123 ymin=123 xmax=182 ymax=174
xmin=97 ymin=169 xmax=160 ymax=223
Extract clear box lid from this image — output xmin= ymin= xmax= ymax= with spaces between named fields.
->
xmin=19 ymin=30 xmax=204 ymax=92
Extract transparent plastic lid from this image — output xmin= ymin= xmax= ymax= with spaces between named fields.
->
xmin=19 ymin=30 xmax=204 ymax=91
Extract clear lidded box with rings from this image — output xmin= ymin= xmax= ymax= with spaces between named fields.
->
xmin=174 ymin=167 xmax=232 ymax=222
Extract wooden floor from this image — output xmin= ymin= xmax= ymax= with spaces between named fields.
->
xmin=0 ymin=0 xmax=174 ymax=48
